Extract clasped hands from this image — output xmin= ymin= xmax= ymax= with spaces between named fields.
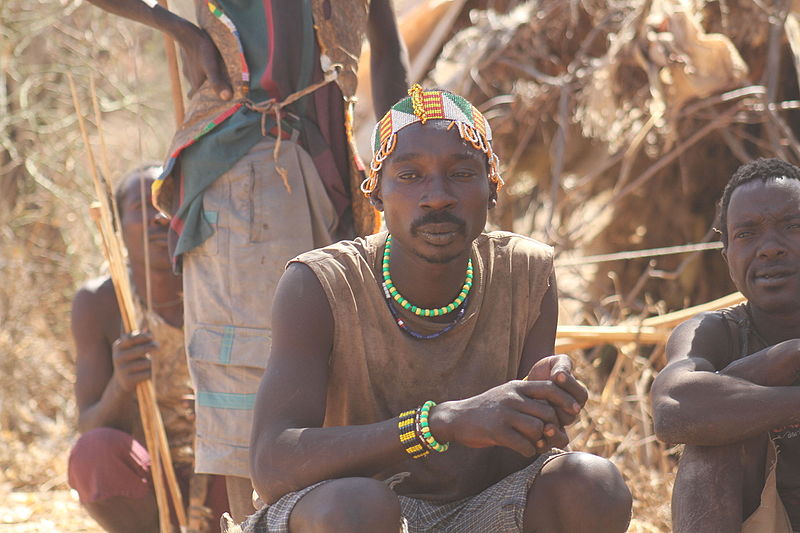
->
xmin=428 ymin=354 xmax=588 ymax=457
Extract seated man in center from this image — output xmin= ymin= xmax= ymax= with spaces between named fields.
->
xmin=238 ymin=86 xmax=632 ymax=533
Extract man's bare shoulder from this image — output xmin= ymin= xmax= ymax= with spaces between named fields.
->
xmin=74 ymin=276 xmax=115 ymax=305
xmin=72 ymin=276 xmax=120 ymax=330
xmin=275 ymin=263 xmax=332 ymax=327
xmin=665 ymin=310 xmax=734 ymax=370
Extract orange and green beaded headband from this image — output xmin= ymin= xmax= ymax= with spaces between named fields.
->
xmin=361 ymin=84 xmax=504 ymax=197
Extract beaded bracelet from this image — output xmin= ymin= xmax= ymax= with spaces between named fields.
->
xmin=415 ymin=406 xmax=437 ymax=453
xmin=418 ymin=400 xmax=449 ymax=453
xmin=398 ymin=408 xmax=429 ymax=459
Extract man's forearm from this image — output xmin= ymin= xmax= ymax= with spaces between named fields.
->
xmin=370 ymin=48 xmax=409 ymax=118
xmin=84 ymin=0 xmax=193 ymax=43
xmin=719 ymin=339 xmax=800 ymax=386
xmin=367 ymin=0 xmax=410 ymax=117
xmin=251 ymin=418 xmax=408 ymax=504
xmin=77 ymin=378 xmax=138 ymax=434
xmin=654 ymin=368 xmax=800 ymax=446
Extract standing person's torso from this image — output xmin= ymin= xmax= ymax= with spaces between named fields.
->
xmin=172 ymin=0 xmax=353 ymax=156
xmin=157 ymin=0 xmax=372 ymax=253
xmin=293 ymin=231 xmax=554 ymax=501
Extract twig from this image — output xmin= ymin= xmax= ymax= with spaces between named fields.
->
xmin=621 ymin=260 xmax=655 ymax=311
xmin=70 ymin=74 xmax=184 ymax=532
xmin=640 ymin=291 xmax=745 ymax=328
xmin=720 ymin=128 xmax=752 ymax=164
xmin=761 ymin=0 xmax=791 ymax=161
xmin=649 ymin=229 xmax=720 ymax=281
xmin=555 ymin=240 xmax=723 ymax=267
xmin=408 ymin=0 xmax=467 ymax=83
xmin=786 ymin=14 xmax=800 ymax=102
xmin=89 ymin=78 xmax=113 ymax=192
xmin=555 ymin=291 xmax=746 ymax=351
xmin=505 ymin=119 xmax=538 ymax=177
xmin=131 ymin=22 xmax=189 ymax=526
xmin=559 ymin=149 xmax=625 ymax=200
xmin=731 ymin=126 xmax=780 ymax=154
xmin=139 ymin=177 xmax=154 ymax=321
xmin=612 ymin=104 xmax=741 ymax=204
xmin=156 ymin=0 xmax=185 ymax=124
xmin=613 ymin=114 xmax=656 ymax=194
xmin=766 ymin=109 xmax=800 ymax=162
xmin=498 ymin=58 xmax=565 ymax=86
xmin=556 ymin=325 xmax=667 ymax=343
xmin=678 ymin=85 xmax=766 ymax=119
xmin=545 ymin=86 xmax=570 ymax=237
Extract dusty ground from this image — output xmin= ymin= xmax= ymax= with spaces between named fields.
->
xmin=0 ymin=491 xmax=102 ymax=533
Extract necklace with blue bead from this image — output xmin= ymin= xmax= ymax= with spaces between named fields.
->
xmin=380 ymin=234 xmax=473 ymax=339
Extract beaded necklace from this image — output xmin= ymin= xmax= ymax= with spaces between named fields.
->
xmin=381 ymin=234 xmax=473 ymax=317
xmin=384 ymin=293 xmax=469 ymax=340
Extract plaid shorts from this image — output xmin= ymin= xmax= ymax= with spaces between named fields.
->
xmin=228 ymin=451 xmax=566 ymax=533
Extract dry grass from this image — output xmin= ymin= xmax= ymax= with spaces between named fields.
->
xmin=1 ymin=0 xmax=174 ymax=495
xmin=570 ymin=344 xmax=675 ymax=532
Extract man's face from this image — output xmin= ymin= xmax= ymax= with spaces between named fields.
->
xmin=723 ymin=177 xmax=800 ymax=315
xmin=118 ymin=174 xmax=171 ymax=271
xmin=374 ymin=121 xmax=493 ymax=263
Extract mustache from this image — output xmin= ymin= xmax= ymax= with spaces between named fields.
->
xmin=410 ymin=211 xmax=466 ymax=235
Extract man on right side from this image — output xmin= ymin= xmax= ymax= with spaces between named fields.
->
xmin=652 ymin=157 xmax=800 ymax=533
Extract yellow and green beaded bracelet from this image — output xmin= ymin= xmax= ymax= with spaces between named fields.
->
xmin=417 ymin=400 xmax=449 ymax=453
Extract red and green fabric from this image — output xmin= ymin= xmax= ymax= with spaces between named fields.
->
xmin=155 ymin=0 xmax=352 ymax=267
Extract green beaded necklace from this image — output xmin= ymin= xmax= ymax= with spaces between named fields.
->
xmin=382 ymin=234 xmax=473 ymax=317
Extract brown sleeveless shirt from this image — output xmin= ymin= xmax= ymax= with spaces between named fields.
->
xmin=291 ymin=231 xmax=554 ymax=500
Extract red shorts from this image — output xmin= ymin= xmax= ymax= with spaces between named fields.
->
xmin=68 ymin=427 xmax=229 ymax=532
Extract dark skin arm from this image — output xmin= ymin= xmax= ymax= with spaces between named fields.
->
xmin=72 ymin=278 xmax=157 ymax=434
xmin=492 ymin=276 xmax=589 ymax=477
xmin=367 ymin=0 xmax=410 ymax=117
xmin=84 ymin=0 xmax=231 ymax=99
xmin=88 ymin=0 xmax=403 ymax=110
xmin=651 ymin=312 xmax=800 ymax=446
xmin=250 ymin=266 xmax=585 ymax=504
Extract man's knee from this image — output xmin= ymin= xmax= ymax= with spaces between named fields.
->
xmin=527 ymin=452 xmax=632 ymax=533
xmin=677 ymin=436 xmax=767 ymax=492
xmin=68 ymin=428 xmax=149 ymax=502
xmin=673 ymin=437 xmax=768 ymax=530
xmin=69 ymin=428 xmax=142 ymax=476
xmin=289 ymin=478 xmax=400 ymax=533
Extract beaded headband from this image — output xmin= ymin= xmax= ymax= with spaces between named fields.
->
xmin=361 ymin=84 xmax=504 ymax=197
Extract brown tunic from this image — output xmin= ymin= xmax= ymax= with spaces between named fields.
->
xmin=292 ymin=231 xmax=554 ymax=501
